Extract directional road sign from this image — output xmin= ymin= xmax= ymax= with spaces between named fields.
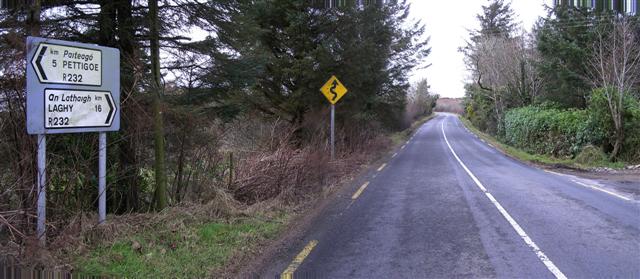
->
xmin=320 ymin=75 xmax=348 ymax=105
xmin=44 ymin=89 xmax=116 ymax=129
xmin=31 ymin=43 xmax=102 ymax=86
xmin=26 ymin=37 xmax=120 ymax=134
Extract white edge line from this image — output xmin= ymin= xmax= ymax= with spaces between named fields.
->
xmin=544 ymin=170 xmax=568 ymax=177
xmin=441 ymin=121 xmax=567 ymax=279
xmin=572 ymin=180 xmax=631 ymax=201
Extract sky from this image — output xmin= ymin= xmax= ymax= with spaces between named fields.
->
xmin=408 ymin=0 xmax=553 ymax=98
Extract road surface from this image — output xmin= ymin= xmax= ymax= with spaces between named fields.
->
xmin=261 ymin=113 xmax=640 ymax=278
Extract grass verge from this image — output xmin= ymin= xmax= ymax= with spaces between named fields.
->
xmin=74 ymin=214 xmax=288 ymax=278
xmin=71 ymin=115 xmax=437 ymax=278
xmin=458 ymin=115 xmax=626 ymax=170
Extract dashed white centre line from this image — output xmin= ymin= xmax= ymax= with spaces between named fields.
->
xmin=441 ymin=121 xmax=567 ymax=279
xmin=392 ymin=153 xmax=398 ymax=158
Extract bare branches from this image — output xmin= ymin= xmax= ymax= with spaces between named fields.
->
xmin=590 ymin=17 xmax=640 ymax=93
xmin=589 ymin=17 xmax=640 ymax=159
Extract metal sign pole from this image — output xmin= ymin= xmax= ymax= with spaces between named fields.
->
xmin=98 ymin=132 xmax=106 ymax=224
xmin=27 ymin=37 xmax=120 ymax=234
xmin=320 ymin=76 xmax=346 ymax=161
xmin=36 ymin=134 xmax=46 ymax=246
xmin=331 ymin=104 xmax=335 ymax=161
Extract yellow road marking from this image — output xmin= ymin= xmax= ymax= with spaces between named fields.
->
xmin=352 ymin=182 xmax=370 ymax=200
xmin=377 ymin=163 xmax=386 ymax=172
xmin=281 ymin=240 xmax=319 ymax=279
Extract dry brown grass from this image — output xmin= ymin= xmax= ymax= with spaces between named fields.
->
xmin=1 ymin=190 xmax=242 ymax=270
xmin=0 ymin=109 xmax=393 ymax=272
xmin=230 ymin=110 xmax=388 ymax=207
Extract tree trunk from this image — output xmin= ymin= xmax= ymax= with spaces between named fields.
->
xmin=610 ymin=109 xmax=624 ymax=160
xmin=25 ymin=0 xmax=41 ymax=236
xmin=116 ymin=0 xmax=142 ymax=212
xmin=27 ymin=0 xmax=41 ymax=36
xmin=98 ymin=0 xmax=117 ymax=47
xmin=174 ymin=130 xmax=186 ymax=203
xmin=149 ymin=0 xmax=168 ymax=210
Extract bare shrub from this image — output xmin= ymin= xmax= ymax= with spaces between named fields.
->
xmin=230 ymin=109 xmax=389 ymax=206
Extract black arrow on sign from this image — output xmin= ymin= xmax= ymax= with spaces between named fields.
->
xmin=35 ymin=46 xmax=48 ymax=81
xmin=105 ymin=94 xmax=114 ymax=125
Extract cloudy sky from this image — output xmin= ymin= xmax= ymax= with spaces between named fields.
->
xmin=408 ymin=0 xmax=554 ymax=98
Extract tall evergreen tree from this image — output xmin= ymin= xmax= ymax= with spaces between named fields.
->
xmin=475 ymin=0 xmax=516 ymax=38
xmin=461 ymin=0 xmax=520 ymax=134
xmin=535 ymin=6 xmax=602 ymax=108
xmin=206 ymin=0 xmax=430 ymax=130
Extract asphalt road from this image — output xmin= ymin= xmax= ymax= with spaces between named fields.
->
xmin=261 ymin=113 xmax=640 ymax=278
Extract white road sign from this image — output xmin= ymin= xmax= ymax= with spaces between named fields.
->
xmin=26 ymin=38 xmax=121 ymax=242
xmin=45 ymin=89 xmax=116 ymax=129
xmin=31 ymin=43 xmax=102 ymax=86
xmin=26 ymin=36 xmax=120 ymax=134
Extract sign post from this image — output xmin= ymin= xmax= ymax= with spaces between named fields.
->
xmin=26 ymin=37 xmax=120 ymax=245
xmin=331 ymin=104 xmax=335 ymax=160
xmin=320 ymin=76 xmax=348 ymax=161
xmin=36 ymin=134 xmax=46 ymax=245
xmin=98 ymin=132 xmax=107 ymax=224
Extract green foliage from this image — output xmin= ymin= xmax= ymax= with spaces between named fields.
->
xmin=209 ymin=0 xmax=430 ymax=130
xmin=464 ymin=84 xmax=498 ymax=134
xmin=472 ymin=0 xmax=516 ymax=40
xmin=501 ymin=92 xmax=640 ymax=163
xmin=460 ymin=116 xmax=626 ymax=169
xmin=462 ymin=1 xmax=535 ymax=135
xmin=461 ymin=3 xmax=640 ymax=165
xmin=574 ymin=145 xmax=608 ymax=165
xmin=534 ymin=6 xmax=611 ymax=108
xmin=503 ymin=106 xmax=588 ymax=156
xmin=588 ymin=89 xmax=640 ymax=161
xmin=76 ymin=216 xmax=286 ymax=278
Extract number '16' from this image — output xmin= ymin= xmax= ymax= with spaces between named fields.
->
xmin=95 ymin=105 xmax=102 ymax=112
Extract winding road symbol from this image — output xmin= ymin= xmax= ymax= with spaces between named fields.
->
xmin=320 ymin=75 xmax=348 ymax=105
xmin=330 ymin=80 xmax=339 ymax=101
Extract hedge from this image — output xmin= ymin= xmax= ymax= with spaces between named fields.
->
xmin=503 ymin=106 xmax=588 ymax=157
xmin=503 ymin=91 xmax=640 ymax=162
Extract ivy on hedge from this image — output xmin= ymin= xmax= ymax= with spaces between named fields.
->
xmin=503 ymin=91 xmax=640 ymax=161
xmin=503 ymin=106 xmax=588 ymax=157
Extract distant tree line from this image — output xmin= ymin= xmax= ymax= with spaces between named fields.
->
xmin=462 ymin=0 xmax=640 ymax=162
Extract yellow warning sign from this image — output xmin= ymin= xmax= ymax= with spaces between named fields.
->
xmin=320 ymin=75 xmax=348 ymax=105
